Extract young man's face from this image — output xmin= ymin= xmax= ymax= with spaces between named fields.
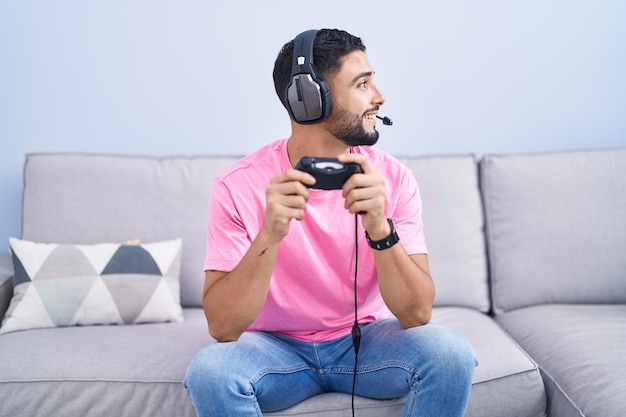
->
xmin=324 ymin=50 xmax=386 ymax=147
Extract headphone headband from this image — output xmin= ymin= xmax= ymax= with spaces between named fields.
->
xmin=293 ymin=29 xmax=317 ymax=69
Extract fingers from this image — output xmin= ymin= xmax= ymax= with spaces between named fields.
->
xmin=263 ymin=170 xmax=315 ymax=239
xmin=337 ymin=152 xmax=372 ymax=173
xmin=337 ymin=153 xmax=387 ymax=218
xmin=343 ymin=180 xmax=387 ymax=218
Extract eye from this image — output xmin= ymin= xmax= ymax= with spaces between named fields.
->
xmin=358 ymin=80 xmax=368 ymax=88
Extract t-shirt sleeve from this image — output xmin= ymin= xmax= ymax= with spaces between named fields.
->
xmin=203 ymin=177 xmax=251 ymax=272
xmin=392 ymin=167 xmax=429 ymax=256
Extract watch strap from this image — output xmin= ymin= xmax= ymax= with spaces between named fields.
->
xmin=365 ymin=218 xmax=400 ymax=250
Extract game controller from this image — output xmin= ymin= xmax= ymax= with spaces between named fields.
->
xmin=294 ymin=157 xmax=363 ymax=190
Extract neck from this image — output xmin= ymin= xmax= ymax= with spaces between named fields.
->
xmin=286 ymin=123 xmax=351 ymax=166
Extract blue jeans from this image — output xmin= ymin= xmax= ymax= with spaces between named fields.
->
xmin=184 ymin=318 xmax=476 ymax=417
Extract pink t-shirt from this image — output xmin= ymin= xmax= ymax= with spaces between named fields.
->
xmin=204 ymin=139 xmax=428 ymax=342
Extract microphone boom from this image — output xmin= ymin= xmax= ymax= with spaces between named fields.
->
xmin=376 ymin=115 xmax=393 ymax=126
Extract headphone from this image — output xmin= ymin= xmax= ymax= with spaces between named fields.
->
xmin=286 ymin=29 xmax=332 ymax=124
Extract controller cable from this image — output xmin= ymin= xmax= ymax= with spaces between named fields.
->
xmin=351 ymin=212 xmax=361 ymax=417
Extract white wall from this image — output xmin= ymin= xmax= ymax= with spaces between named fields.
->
xmin=1 ymin=0 xmax=625 ymax=252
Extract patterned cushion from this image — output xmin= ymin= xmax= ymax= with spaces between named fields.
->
xmin=1 ymin=238 xmax=184 ymax=334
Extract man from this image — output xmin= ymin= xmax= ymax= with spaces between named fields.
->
xmin=184 ymin=28 xmax=476 ymax=416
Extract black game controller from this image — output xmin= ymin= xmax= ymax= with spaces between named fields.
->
xmin=294 ymin=157 xmax=363 ymax=190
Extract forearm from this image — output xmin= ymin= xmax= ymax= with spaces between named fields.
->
xmin=203 ymin=231 xmax=280 ymax=341
xmin=374 ymin=248 xmax=434 ymax=328
xmin=203 ymin=168 xmax=314 ymax=341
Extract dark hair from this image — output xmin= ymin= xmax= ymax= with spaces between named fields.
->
xmin=272 ymin=28 xmax=366 ymax=113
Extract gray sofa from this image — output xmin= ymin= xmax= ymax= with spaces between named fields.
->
xmin=0 ymin=147 xmax=624 ymax=417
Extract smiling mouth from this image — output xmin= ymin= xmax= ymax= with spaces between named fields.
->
xmin=363 ymin=106 xmax=380 ymax=121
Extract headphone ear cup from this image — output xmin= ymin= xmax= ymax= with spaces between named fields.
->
xmin=286 ymin=29 xmax=332 ymax=124
xmin=287 ymin=73 xmax=332 ymax=123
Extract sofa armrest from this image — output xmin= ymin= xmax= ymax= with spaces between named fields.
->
xmin=0 ymin=253 xmax=14 ymax=322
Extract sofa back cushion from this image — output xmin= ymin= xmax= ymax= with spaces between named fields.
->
xmin=399 ymin=155 xmax=489 ymax=312
xmin=481 ymin=148 xmax=626 ymax=314
xmin=21 ymin=153 xmax=240 ymax=308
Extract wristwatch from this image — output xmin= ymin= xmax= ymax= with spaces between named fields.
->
xmin=365 ymin=218 xmax=400 ymax=250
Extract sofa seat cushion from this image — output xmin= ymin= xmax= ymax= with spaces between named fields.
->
xmin=0 ymin=308 xmax=211 ymax=417
xmin=430 ymin=307 xmax=546 ymax=417
xmin=497 ymin=304 xmax=626 ymax=417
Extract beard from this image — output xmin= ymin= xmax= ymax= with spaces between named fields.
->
xmin=325 ymin=103 xmax=380 ymax=147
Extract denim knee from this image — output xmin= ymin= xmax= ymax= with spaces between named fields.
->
xmin=184 ymin=342 xmax=249 ymax=396
xmin=184 ymin=342 xmax=268 ymax=417
xmin=398 ymin=324 xmax=476 ymax=417
xmin=412 ymin=325 xmax=477 ymax=386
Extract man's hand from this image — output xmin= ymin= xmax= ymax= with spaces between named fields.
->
xmin=337 ymin=153 xmax=390 ymax=239
xmin=262 ymin=169 xmax=316 ymax=243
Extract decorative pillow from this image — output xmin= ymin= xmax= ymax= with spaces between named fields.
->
xmin=1 ymin=238 xmax=184 ymax=334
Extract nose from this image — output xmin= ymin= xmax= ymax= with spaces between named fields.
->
xmin=372 ymin=82 xmax=386 ymax=106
